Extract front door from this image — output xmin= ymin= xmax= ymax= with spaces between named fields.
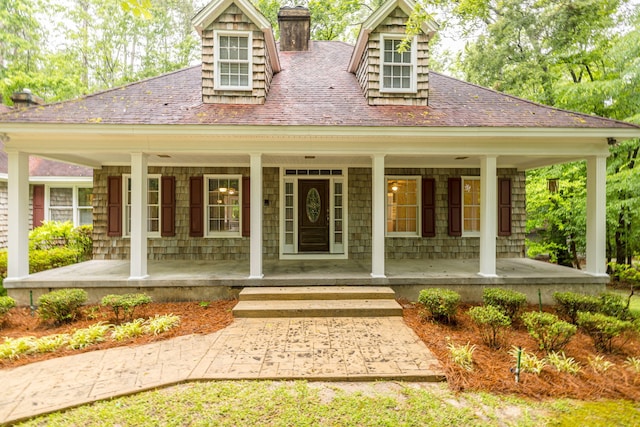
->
xmin=298 ymin=180 xmax=329 ymax=252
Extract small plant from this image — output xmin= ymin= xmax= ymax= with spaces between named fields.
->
xmin=553 ymin=291 xmax=600 ymax=324
xmin=521 ymin=311 xmax=577 ymax=353
xmin=624 ymin=357 xmax=640 ymax=373
xmin=446 ymin=339 xmax=476 ymax=371
xmin=0 ymin=295 xmax=16 ymax=322
xmin=145 ymin=314 xmax=181 ymax=335
xmin=68 ymin=322 xmax=111 ymax=349
xmin=37 ymin=288 xmax=88 ymax=324
xmin=0 ymin=336 xmax=36 ymax=360
xmin=508 ymin=346 xmax=546 ymax=374
xmin=577 ymin=311 xmax=634 ymax=352
xmin=588 ymin=355 xmax=614 ymax=373
xmin=112 ymin=318 xmax=145 ymax=341
xmin=547 ymin=351 xmax=581 ymax=374
xmin=83 ymin=305 xmax=102 ymax=321
xmin=418 ymin=288 xmax=461 ymax=323
xmin=101 ymin=293 xmax=152 ymax=323
xmin=33 ymin=334 xmax=70 ymax=353
xmin=199 ymin=301 xmax=211 ymax=308
xmin=468 ymin=305 xmax=511 ymax=348
xmin=483 ymin=287 xmax=527 ymax=321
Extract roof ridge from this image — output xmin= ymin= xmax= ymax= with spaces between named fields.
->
xmin=430 ymin=71 xmax=640 ymax=129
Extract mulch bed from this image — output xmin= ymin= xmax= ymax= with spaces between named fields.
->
xmin=2 ymin=299 xmax=640 ymax=400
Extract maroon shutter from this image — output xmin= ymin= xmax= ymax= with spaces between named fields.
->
xmin=448 ymin=177 xmax=462 ymax=237
xmin=107 ymin=176 xmax=122 ymax=237
xmin=32 ymin=184 xmax=45 ymax=228
xmin=242 ymin=176 xmax=250 ymax=237
xmin=498 ymin=178 xmax=512 ymax=236
xmin=421 ymin=178 xmax=436 ymax=237
xmin=161 ymin=176 xmax=176 ymax=237
xmin=189 ymin=176 xmax=204 ymax=237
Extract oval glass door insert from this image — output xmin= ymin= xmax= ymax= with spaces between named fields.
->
xmin=306 ymin=188 xmax=321 ymax=223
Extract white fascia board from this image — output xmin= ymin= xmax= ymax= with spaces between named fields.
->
xmin=29 ymin=176 xmax=93 ymax=184
xmin=0 ymin=173 xmax=7 ymax=181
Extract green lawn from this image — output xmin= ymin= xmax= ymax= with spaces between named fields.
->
xmin=15 ymin=381 xmax=640 ymax=427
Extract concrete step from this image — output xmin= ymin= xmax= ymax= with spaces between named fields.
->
xmin=238 ymin=286 xmax=396 ymax=301
xmin=232 ymin=299 xmax=403 ymax=318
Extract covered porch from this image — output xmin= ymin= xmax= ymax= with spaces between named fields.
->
xmin=5 ymin=257 xmax=608 ymax=305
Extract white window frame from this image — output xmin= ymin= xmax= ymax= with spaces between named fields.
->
xmin=45 ymin=185 xmax=93 ymax=227
xmin=385 ymin=176 xmax=421 ymax=237
xmin=462 ymin=176 xmax=481 ymax=237
xmin=204 ymin=174 xmax=242 ymax=238
xmin=380 ymin=34 xmax=417 ymax=93
xmin=123 ymin=174 xmax=161 ymax=238
xmin=214 ymin=30 xmax=253 ymax=91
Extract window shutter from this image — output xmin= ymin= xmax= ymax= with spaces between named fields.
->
xmin=448 ymin=177 xmax=462 ymax=237
xmin=32 ymin=184 xmax=45 ymax=228
xmin=498 ymin=178 xmax=512 ymax=236
xmin=421 ymin=178 xmax=436 ymax=237
xmin=189 ymin=176 xmax=204 ymax=237
xmin=107 ymin=176 xmax=122 ymax=237
xmin=242 ymin=176 xmax=250 ymax=237
xmin=161 ymin=176 xmax=176 ymax=237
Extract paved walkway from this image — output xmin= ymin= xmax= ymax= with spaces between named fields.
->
xmin=0 ymin=317 xmax=444 ymax=424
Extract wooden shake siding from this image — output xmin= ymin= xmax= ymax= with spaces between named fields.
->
xmin=201 ymin=4 xmax=272 ymax=105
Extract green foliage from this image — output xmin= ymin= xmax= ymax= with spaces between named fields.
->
xmin=482 ymin=287 xmax=527 ymax=321
xmin=468 ymin=305 xmax=511 ymax=348
xmin=547 ymin=351 xmax=581 ymax=375
xmin=111 ymin=319 xmax=145 ymax=341
xmin=33 ymin=334 xmax=70 ymax=354
xmin=37 ymin=288 xmax=88 ymax=324
xmin=0 ymin=295 xmax=16 ymax=317
xmin=549 ymin=400 xmax=640 ymax=427
xmin=624 ymin=356 xmax=640 ymax=373
xmin=145 ymin=314 xmax=180 ymax=335
xmin=508 ymin=346 xmax=546 ymax=375
xmin=521 ymin=311 xmax=577 ymax=353
xmin=418 ymin=288 xmax=461 ymax=323
xmin=0 ymin=336 xmax=37 ymax=360
xmin=447 ymin=340 xmax=476 ymax=371
xmin=588 ymin=355 xmax=614 ymax=373
xmin=553 ymin=291 xmax=601 ymax=324
xmin=29 ymin=222 xmax=93 ymax=261
xmin=68 ymin=322 xmax=111 ymax=349
xmin=576 ymin=311 xmax=634 ymax=352
xmin=101 ymin=293 xmax=152 ymax=323
xmin=597 ymin=292 xmax=630 ymax=319
xmin=29 ymin=247 xmax=83 ymax=274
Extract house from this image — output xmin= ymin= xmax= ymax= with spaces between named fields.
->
xmin=0 ymin=97 xmax=93 ymax=249
xmin=1 ymin=0 xmax=639 ymax=305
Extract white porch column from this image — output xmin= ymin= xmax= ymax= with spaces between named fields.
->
xmin=479 ymin=155 xmax=498 ymax=277
xmin=129 ymin=153 xmax=148 ymax=279
xmin=371 ymin=154 xmax=386 ymax=278
xmin=6 ymin=151 xmax=30 ymax=280
xmin=586 ymin=155 xmax=607 ymax=276
xmin=249 ymin=153 xmax=263 ymax=279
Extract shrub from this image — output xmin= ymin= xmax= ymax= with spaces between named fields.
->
xmin=101 ymin=293 xmax=152 ymax=322
xmin=597 ymin=292 xmax=630 ymax=320
xmin=521 ymin=311 xmax=577 ymax=353
xmin=37 ymin=288 xmax=88 ymax=324
xmin=418 ymin=288 xmax=460 ymax=323
xmin=468 ymin=305 xmax=511 ymax=348
xmin=624 ymin=357 xmax=640 ymax=373
xmin=576 ymin=311 xmax=634 ymax=352
xmin=29 ymin=247 xmax=81 ymax=274
xmin=483 ymin=287 xmax=527 ymax=321
xmin=0 ymin=296 xmax=16 ymax=317
xmin=553 ymin=291 xmax=601 ymax=324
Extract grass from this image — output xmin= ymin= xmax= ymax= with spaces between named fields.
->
xmin=610 ymin=289 xmax=640 ymax=314
xmin=15 ymin=381 xmax=640 ymax=427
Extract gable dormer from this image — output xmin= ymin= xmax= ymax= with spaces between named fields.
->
xmin=348 ymin=0 xmax=438 ymax=106
xmin=192 ymin=0 xmax=281 ymax=105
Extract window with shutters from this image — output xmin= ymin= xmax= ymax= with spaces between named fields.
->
xmin=462 ymin=177 xmax=480 ymax=236
xmin=46 ymin=185 xmax=93 ymax=226
xmin=215 ymin=31 xmax=252 ymax=91
xmin=123 ymin=175 xmax=161 ymax=237
xmin=205 ymin=175 xmax=242 ymax=237
xmin=386 ymin=177 xmax=420 ymax=236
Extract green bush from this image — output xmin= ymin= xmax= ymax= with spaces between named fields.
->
xmin=482 ymin=288 xmax=527 ymax=321
xmin=29 ymin=247 xmax=81 ymax=274
xmin=418 ymin=288 xmax=460 ymax=323
xmin=597 ymin=292 xmax=630 ymax=320
xmin=521 ymin=311 xmax=577 ymax=353
xmin=577 ymin=311 xmax=634 ymax=352
xmin=37 ymin=289 xmax=88 ymax=324
xmin=0 ymin=296 xmax=15 ymax=319
xmin=101 ymin=293 xmax=152 ymax=323
xmin=468 ymin=305 xmax=511 ymax=348
xmin=553 ymin=291 xmax=600 ymax=324
xmin=0 ymin=250 xmax=6 ymax=280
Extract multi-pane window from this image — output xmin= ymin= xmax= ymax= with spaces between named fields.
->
xmin=47 ymin=186 xmax=93 ymax=226
xmin=216 ymin=32 xmax=251 ymax=90
xmin=381 ymin=36 xmax=416 ymax=92
xmin=206 ymin=175 xmax=241 ymax=237
xmin=462 ymin=177 xmax=480 ymax=234
xmin=386 ymin=177 xmax=419 ymax=236
xmin=124 ymin=175 xmax=160 ymax=237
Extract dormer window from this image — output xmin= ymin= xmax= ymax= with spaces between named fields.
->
xmin=215 ymin=30 xmax=252 ymax=91
xmin=380 ymin=35 xmax=417 ymax=93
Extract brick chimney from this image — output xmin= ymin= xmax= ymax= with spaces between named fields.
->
xmin=278 ymin=6 xmax=310 ymax=51
xmin=11 ymin=89 xmax=44 ymax=108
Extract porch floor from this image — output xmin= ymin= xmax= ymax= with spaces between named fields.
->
xmin=6 ymin=257 xmax=608 ymax=304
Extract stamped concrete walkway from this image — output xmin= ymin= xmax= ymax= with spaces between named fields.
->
xmin=0 ymin=317 xmax=444 ymax=424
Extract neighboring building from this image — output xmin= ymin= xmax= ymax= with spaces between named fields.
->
xmin=1 ymin=0 xmax=639 ymax=302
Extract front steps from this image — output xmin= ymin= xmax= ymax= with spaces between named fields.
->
xmin=232 ymin=286 xmax=403 ymax=318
